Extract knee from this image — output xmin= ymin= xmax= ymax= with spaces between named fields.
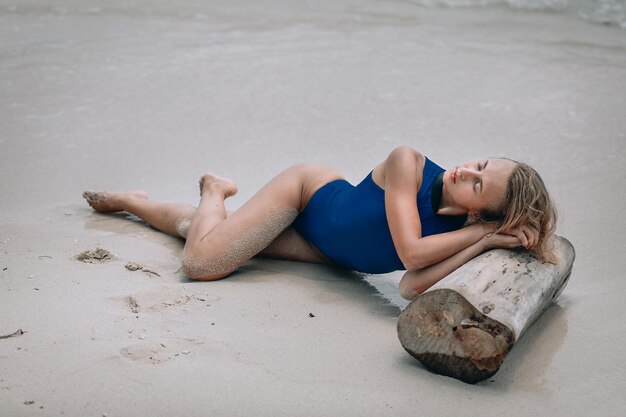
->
xmin=181 ymin=253 xmax=234 ymax=281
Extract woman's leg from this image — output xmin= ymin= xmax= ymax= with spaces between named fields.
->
xmin=83 ymin=190 xmax=333 ymax=265
xmin=181 ymin=164 xmax=343 ymax=280
xmin=83 ymin=190 xmax=332 ymax=265
xmin=83 ymin=190 xmax=197 ymax=238
xmin=83 ymin=163 xmax=343 ymax=279
xmin=257 ymin=226 xmax=336 ymax=266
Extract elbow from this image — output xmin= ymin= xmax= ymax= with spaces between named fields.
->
xmin=397 ymin=241 xmax=431 ymax=271
xmin=399 ymin=285 xmax=421 ymax=301
xmin=399 ymin=272 xmax=432 ymax=301
xmin=400 ymin=252 xmax=429 ymax=271
xmin=399 ymin=268 xmax=430 ymax=301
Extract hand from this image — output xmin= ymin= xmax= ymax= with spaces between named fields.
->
xmin=502 ymin=225 xmax=539 ymax=250
xmin=481 ymin=232 xmax=523 ymax=251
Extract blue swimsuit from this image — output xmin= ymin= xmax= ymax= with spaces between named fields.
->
xmin=292 ymin=157 xmax=467 ymax=274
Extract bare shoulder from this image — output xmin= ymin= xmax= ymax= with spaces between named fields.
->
xmin=372 ymin=146 xmax=425 ymax=189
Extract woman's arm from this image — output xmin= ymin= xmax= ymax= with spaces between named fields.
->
xmin=399 ymin=232 xmax=524 ymax=300
xmin=383 ymin=146 xmax=494 ymax=270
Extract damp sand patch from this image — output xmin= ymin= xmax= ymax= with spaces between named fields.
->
xmin=75 ymin=248 xmax=113 ymax=263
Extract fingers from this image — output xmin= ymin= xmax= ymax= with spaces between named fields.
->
xmin=509 ymin=228 xmax=529 ymax=248
xmin=501 ymin=234 xmax=523 ymax=248
xmin=506 ymin=225 xmax=540 ymax=249
xmin=520 ymin=225 xmax=539 ymax=249
xmin=531 ymin=227 xmax=539 ymax=249
xmin=482 ymin=232 xmax=522 ymax=250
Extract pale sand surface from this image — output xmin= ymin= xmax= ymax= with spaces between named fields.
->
xmin=1 ymin=1 xmax=626 ymax=416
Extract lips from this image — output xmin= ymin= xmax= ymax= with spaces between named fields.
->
xmin=451 ymin=168 xmax=457 ymax=184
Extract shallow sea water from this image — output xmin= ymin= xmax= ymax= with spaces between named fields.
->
xmin=1 ymin=1 xmax=625 ymax=416
xmin=412 ymin=0 xmax=626 ymax=27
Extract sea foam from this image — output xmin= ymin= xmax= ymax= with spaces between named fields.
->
xmin=410 ymin=0 xmax=626 ymax=28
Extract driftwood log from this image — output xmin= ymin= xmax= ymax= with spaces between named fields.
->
xmin=397 ymin=236 xmax=575 ymax=383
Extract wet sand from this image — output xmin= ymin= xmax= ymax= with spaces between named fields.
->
xmin=1 ymin=1 xmax=625 ymax=416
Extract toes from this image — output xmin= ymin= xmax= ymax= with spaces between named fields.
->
xmin=82 ymin=191 xmax=114 ymax=212
xmin=224 ymin=182 xmax=238 ymax=198
xmin=198 ymin=173 xmax=238 ymax=198
xmin=82 ymin=191 xmax=102 ymax=202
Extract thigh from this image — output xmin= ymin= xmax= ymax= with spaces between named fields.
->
xmin=209 ymin=163 xmax=344 ymax=246
xmin=184 ymin=164 xmax=344 ymax=276
xmin=258 ymin=227 xmax=336 ymax=265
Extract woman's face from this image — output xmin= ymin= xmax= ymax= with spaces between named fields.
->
xmin=442 ymin=158 xmax=516 ymax=215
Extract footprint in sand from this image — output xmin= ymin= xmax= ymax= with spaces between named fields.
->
xmin=147 ymin=293 xmax=222 ymax=312
xmin=123 ymin=293 xmax=220 ymax=315
xmin=119 ymin=343 xmax=171 ymax=365
xmin=119 ymin=342 xmax=197 ymax=365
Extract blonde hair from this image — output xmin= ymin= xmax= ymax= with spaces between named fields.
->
xmin=479 ymin=161 xmax=558 ymax=263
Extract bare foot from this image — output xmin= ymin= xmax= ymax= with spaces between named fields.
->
xmin=82 ymin=190 xmax=148 ymax=213
xmin=199 ymin=173 xmax=238 ymax=198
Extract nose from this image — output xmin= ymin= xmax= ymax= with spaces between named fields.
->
xmin=459 ymin=167 xmax=481 ymax=181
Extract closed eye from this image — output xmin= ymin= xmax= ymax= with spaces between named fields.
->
xmin=475 ymin=162 xmax=484 ymax=193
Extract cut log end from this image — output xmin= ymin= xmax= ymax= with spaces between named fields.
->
xmin=397 ymin=289 xmax=514 ymax=384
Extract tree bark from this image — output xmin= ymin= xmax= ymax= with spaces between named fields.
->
xmin=397 ymin=236 xmax=575 ymax=383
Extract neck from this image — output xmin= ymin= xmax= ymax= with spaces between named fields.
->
xmin=437 ymin=184 xmax=468 ymax=216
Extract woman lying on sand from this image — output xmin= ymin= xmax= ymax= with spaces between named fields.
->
xmin=83 ymin=146 xmax=556 ymax=300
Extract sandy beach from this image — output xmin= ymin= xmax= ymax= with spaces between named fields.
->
xmin=1 ymin=1 xmax=625 ymax=416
